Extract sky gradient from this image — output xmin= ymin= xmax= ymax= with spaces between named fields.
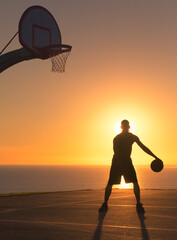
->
xmin=0 ymin=0 xmax=177 ymax=165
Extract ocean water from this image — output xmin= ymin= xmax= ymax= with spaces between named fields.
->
xmin=0 ymin=165 xmax=176 ymax=194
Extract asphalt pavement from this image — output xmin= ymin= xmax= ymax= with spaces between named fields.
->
xmin=0 ymin=189 xmax=176 ymax=240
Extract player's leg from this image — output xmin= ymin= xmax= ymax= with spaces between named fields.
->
xmin=133 ymin=181 xmax=145 ymax=214
xmin=133 ymin=181 xmax=140 ymax=204
xmin=124 ymin=164 xmax=140 ymax=203
xmin=99 ymin=158 xmax=121 ymax=212
xmin=99 ymin=183 xmax=112 ymax=212
xmin=123 ymin=164 xmax=140 ymax=203
xmin=124 ymin=164 xmax=145 ymax=214
xmin=104 ymin=183 xmax=113 ymax=203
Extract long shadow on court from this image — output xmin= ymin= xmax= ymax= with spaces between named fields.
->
xmin=92 ymin=211 xmax=107 ymax=240
xmin=137 ymin=211 xmax=150 ymax=240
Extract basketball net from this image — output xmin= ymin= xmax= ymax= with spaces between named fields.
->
xmin=49 ymin=50 xmax=71 ymax=73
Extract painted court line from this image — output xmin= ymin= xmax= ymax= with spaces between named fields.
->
xmin=0 ymin=201 xmax=176 ymax=214
xmin=0 ymin=194 xmax=133 ymax=213
xmin=77 ymin=203 xmax=177 ymax=209
xmin=0 ymin=219 xmax=176 ymax=232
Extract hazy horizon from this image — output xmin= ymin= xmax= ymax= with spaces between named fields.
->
xmin=0 ymin=164 xmax=176 ymax=167
xmin=0 ymin=165 xmax=176 ymax=194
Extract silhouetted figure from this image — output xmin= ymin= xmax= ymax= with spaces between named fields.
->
xmin=99 ymin=119 xmax=161 ymax=214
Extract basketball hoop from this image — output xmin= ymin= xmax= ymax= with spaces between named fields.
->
xmin=0 ymin=5 xmax=72 ymax=74
xmin=18 ymin=6 xmax=72 ymax=73
xmin=37 ymin=44 xmax=72 ymax=73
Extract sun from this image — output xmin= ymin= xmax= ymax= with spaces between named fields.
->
xmin=114 ymin=121 xmax=135 ymax=134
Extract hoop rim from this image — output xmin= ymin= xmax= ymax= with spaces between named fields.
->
xmin=37 ymin=44 xmax=72 ymax=59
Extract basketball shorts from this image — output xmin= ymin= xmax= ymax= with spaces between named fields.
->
xmin=108 ymin=158 xmax=138 ymax=185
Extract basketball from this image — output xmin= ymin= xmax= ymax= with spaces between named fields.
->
xmin=151 ymin=159 xmax=164 ymax=172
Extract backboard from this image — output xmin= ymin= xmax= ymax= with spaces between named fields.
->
xmin=19 ymin=5 xmax=61 ymax=59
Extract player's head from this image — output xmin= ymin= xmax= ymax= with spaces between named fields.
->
xmin=121 ymin=119 xmax=130 ymax=132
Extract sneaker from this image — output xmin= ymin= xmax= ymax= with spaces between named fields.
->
xmin=136 ymin=203 xmax=145 ymax=214
xmin=99 ymin=202 xmax=108 ymax=212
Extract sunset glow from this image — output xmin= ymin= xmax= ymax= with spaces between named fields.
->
xmin=0 ymin=1 xmax=177 ymax=166
xmin=113 ymin=176 xmax=133 ymax=189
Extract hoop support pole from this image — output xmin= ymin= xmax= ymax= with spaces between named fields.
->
xmin=0 ymin=31 xmax=19 ymax=55
xmin=0 ymin=48 xmax=36 ymax=73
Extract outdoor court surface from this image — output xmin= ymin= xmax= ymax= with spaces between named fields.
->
xmin=0 ymin=189 xmax=176 ymax=240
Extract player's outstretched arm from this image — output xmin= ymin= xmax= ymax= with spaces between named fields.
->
xmin=135 ymin=138 xmax=159 ymax=159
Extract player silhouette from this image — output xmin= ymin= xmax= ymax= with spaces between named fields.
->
xmin=99 ymin=119 xmax=161 ymax=214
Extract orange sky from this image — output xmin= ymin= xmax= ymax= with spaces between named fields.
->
xmin=0 ymin=1 xmax=177 ymax=165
